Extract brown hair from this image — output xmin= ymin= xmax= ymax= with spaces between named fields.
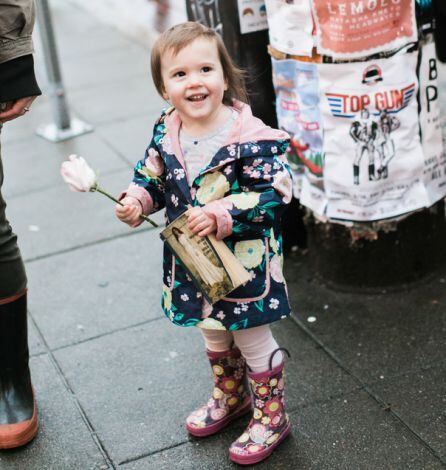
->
xmin=151 ymin=21 xmax=248 ymax=106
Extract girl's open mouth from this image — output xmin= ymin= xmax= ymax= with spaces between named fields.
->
xmin=187 ymin=94 xmax=208 ymax=102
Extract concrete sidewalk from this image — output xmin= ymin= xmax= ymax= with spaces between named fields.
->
xmin=1 ymin=1 xmax=445 ymax=469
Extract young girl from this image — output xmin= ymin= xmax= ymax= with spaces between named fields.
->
xmin=116 ymin=21 xmax=293 ymax=465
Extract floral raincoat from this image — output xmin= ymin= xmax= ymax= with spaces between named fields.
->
xmin=122 ymin=101 xmax=293 ymax=331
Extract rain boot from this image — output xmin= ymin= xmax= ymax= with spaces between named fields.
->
xmin=229 ymin=348 xmax=291 ymax=465
xmin=0 ymin=292 xmax=38 ymax=449
xmin=186 ymin=347 xmax=251 ymax=437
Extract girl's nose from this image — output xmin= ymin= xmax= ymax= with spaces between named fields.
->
xmin=187 ymin=73 xmax=204 ymax=87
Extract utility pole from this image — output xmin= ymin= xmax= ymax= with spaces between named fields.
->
xmin=36 ymin=0 xmax=92 ymax=142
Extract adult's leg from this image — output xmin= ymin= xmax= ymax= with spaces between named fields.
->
xmin=0 ymin=124 xmax=27 ymax=298
xmin=0 ymin=123 xmax=38 ymax=449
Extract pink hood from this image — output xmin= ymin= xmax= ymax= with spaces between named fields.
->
xmin=164 ymin=101 xmax=289 ymax=170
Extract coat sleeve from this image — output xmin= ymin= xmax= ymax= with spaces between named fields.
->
xmin=203 ymin=141 xmax=293 ymax=240
xmin=0 ymin=0 xmax=37 ymax=64
xmin=0 ymin=54 xmax=41 ymax=102
xmin=119 ymin=126 xmax=167 ymax=216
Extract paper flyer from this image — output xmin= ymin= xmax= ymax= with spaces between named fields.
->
xmin=318 ymin=52 xmax=431 ymax=221
xmin=265 ymin=0 xmax=314 ymax=56
xmin=418 ymin=39 xmax=446 ymax=205
xmin=271 ymin=58 xmax=326 ymax=214
xmin=237 ymin=0 xmax=269 ymax=34
xmin=311 ymin=0 xmax=418 ymax=59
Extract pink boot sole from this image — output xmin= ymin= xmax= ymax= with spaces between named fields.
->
xmin=229 ymin=422 xmax=291 ymax=465
xmin=186 ymin=398 xmax=251 ymax=437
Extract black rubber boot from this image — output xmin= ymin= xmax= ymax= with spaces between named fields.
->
xmin=0 ymin=292 xmax=38 ymax=449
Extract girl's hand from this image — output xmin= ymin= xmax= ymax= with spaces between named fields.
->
xmin=188 ymin=207 xmax=217 ymax=237
xmin=115 ymin=196 xmax=143 ymax=227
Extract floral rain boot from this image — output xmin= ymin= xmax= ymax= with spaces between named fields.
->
xmin=229 ymin=349 xmax=291 ymax=465
xmin=186 ymin=348 xmax=251 ymax=437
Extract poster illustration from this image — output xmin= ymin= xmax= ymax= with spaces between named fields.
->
xmin=265 ymin=0 xmax=314 ymax=56
xmin=237 ymin=0 xmax=269 ymax=34
xmin=318 ymin=52 xmax=432 ymax=221
xmin=271 ymin=58 xmax=326 ymax=214
xmin=188 ymin=0 xmax=223 ymax=34
xmin=419 ymin=39 xmax=446 ymax=205
xmin=311 ymin=0 xmax=418 ymax=59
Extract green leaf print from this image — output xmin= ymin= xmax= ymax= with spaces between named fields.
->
xmin=262 ymin=200 xmax=280 ymax=209
xmin=174 ymin=280 xmax=181 ymax=289
xmin=173 ymin=313 xmax=184 ymax=322
xmin=254 ymin=299 xmax=264 ymax=312
xmin=229 ymin=319 xmax=249 ymax=331
xmin=231 ymin=180 xmax=240 ymax=191
xmin=183 ymin=318 xmax=201 ymax=327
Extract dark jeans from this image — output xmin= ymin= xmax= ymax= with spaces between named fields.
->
xmin=0 ymin=122 xmax=27 ymax=299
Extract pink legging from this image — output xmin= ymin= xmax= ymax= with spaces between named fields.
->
xmin=200 ymin=325 xmax=283 ymax=373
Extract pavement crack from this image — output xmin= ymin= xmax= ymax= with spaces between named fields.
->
xmin=50 ymin=316 xmax=165 ymax=353
xmin=28 ymin=310 xmax=117 ymax=470
xmin=23 ymin=225 xmax=156 ymax=264
xmin=289 ymin=314 xmax=446 ymax=465
xmin=118 ymin=440 xmax=189 ymax=466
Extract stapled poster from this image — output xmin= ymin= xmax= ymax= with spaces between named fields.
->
xmin=237 ymin=0 xmax=269 ymax=34
xmin=271 ymin=58 xmax=327 ymax=215
xmin=418 ymin=39 xmax=446 ymax=205
xmin=265 ymin=0 xmax=314 ymax=56
xmin=311 ymin=0 xmax=418 ymax=59
xmin=318 ymin=52 xmax=430 ymax=221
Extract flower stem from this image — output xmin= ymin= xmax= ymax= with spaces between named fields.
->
xmin=91 ymin=185 xmax=158 ymax=227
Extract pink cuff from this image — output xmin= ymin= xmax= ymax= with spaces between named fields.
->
xmin=119 ymin=185 xmax=154 ymax=216
xmin=203 ymin=200 xmax=233 ymax=240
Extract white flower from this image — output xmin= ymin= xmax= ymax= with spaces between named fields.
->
xmin=60 ymin=154 xmax=97 ymax=192
xmin=171 ymin=194 xmax=179 ymax=207
xmin=251 ymin=145 xmax=259 ymax=153
xmin=269 ymin=298 xmax=279 ymax=310
xmin=216 ymin=311 xmax=226 ymax=320
xmin=234 ymin=307 xmax=241 ymax=315
xmin=174 ymin=168 xmax=185 ymax=180
xmin=271 ymin=146 xmax=277 ymax=154
xmin=241 ymin=303 xmax=248 ymax=312
xmin=180 ymin=294 xmax=189 ymax=301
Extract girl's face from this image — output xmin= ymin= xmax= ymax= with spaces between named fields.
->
xmin=161 ymin=37 xmax=228 ymax=131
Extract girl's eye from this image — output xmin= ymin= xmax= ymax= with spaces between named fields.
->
xmin=174 ymin=71 xmax=185 ymax=78
xmin=202 ymin=66 xmax=212 ymax=73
